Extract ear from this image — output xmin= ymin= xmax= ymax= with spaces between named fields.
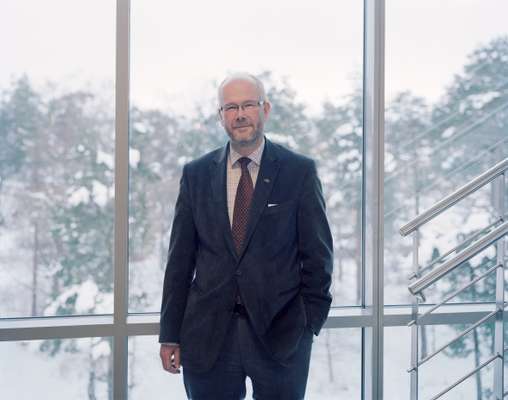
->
xmin=217 ymin=110 xmax=225 ymax=127
xmin=262 ymin=101 xmax=271 ymax=120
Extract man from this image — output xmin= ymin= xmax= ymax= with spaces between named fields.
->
xmin=159 ymin=73 xmax=333 ymax=399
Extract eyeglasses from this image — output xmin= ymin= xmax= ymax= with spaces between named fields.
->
xmin=219 ymin=100 xmax=265 ymax=115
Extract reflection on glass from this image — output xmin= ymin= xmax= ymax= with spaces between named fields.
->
xmin=384 ymin=0 xmax=508 ymax=305
xmin=385 ymin=324 xmax=497 ymax=399
xmin=128 ymin=329 xmax=361 ymax=399
xmin=128 ymin=0 xmax=364 ymax=313
xmin=0 ymin=337 xmax=113 ymax=399
xmin=0 ymin=1 xmax=115 ymax=317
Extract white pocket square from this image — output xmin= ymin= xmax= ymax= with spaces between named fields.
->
xmin=267 ymin=203 xmax=279 ymax=207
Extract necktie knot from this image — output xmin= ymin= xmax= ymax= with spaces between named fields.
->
xmin=238 ymin=157 xmax=251 ymax=171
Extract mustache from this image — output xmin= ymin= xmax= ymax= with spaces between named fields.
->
xmin=233 ymin=120 xmax=252 ymax=128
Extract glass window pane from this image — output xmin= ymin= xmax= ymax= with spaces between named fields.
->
xmin=0 ymin=337 xmax=113 ymax=399
xmin=0 ymin=1 xmax=115 ymax=317
xmin=128 ymin=0 xmax=364 ymax=314
xmin=306 ymin=328 xmax=361 ymax=398
xmin=128 ymin=329 xmax=361 ymax=399
xmin=384 ymin=0 xmax=508 ymax=305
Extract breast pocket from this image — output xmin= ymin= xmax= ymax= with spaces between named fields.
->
xmin=257 ymin=199 xmax=298 ymax=250
xmin=263 ymin=199 xmax=297 ymax=216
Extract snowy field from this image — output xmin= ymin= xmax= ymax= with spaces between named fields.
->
xmin=2 ymin=324 xmax=507 ymax=399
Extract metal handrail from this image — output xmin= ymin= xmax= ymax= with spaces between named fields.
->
xmin=408 ymin=221 xmax=508 ymax=295
xmin=404 ymin=155 xmax=507 ymax=400
xmin=408 ymin=264 xmax=501 ymax=327
xmin=400 ymin=158 xmax=508 ymax=237
xmin=408 ymin=218 xmax=503 ymax=281
xmin=429 ymin=353 xmax=502 ymax=400
xmin=408 ymin=308 xmax=500 ymax=371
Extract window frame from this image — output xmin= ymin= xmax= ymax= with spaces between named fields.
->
xmin=2 ymin=1 xmax=500 ymax=399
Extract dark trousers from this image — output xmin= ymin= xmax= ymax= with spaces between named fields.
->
xmin=183 ymin=311 xmax=313 ymax=400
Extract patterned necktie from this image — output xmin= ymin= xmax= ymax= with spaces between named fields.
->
xmin=232 ymin=157 xmax=254 ymax=255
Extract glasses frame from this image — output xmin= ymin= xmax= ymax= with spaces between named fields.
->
xmin=219 ymin=100 xmax=265 ymax=115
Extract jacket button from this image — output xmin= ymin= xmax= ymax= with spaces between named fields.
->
xmin=235 ymin=270 xmax=242 ymax=276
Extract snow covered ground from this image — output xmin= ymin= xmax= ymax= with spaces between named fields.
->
xmin=0 ymin=338 xmax=109 ymax=399
xmin=2 ymin=325 xmax=505 ymax=399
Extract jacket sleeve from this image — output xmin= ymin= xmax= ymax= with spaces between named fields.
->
xmin=159 ymin=164 xmax=198 ymax=343
xmin=297 ymin=160 xmax=334 ymax=336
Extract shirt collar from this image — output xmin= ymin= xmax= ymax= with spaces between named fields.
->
xmin=229 ymin=135 xmax=265 ymax=167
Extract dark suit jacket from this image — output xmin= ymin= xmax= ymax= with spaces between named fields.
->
xmin=159 ymin=137 xmax=333 ymax=372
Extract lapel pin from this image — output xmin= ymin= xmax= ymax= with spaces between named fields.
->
xmin=263 ymin=178 xmax=270 ymax=183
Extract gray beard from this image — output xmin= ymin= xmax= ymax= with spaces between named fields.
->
xmin=227 ymin=126 xmax=263 ymax=147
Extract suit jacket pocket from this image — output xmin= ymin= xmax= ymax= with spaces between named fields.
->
xmin=263 ymin=199 xmax=297 ymax=216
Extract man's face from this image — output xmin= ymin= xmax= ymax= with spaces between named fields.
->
xmin=219 ymin=79 xmax=270 ymax=148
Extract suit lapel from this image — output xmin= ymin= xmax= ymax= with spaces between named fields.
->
xmin=210 ymin=143 xmax=239 ymax=262
xmin=237 ymin=139 xmax=280 ymax=261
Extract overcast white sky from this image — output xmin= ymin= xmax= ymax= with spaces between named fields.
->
xmin=1 ymin=0 xmax=507 ymax=115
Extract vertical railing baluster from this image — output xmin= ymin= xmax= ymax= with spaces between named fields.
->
xmin=410 ymin=228 xmax=420 ymax=400
xmin=494 ymin=166 xmax=505 ymax=399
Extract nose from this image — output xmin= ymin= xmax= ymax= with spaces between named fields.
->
xmin=235 ymin=113 xmax=248 ymax=124
xmin=236 ymin=105 xmax=246 ymax=117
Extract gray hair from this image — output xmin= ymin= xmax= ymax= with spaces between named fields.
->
xmin=217 ymin=73 xmax=268 ymax=105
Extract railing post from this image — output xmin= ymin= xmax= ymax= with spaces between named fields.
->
xmin=410 ymin=229 xmax=419 ymax=400
xmin=493 ymin=168 xmax=505 ymax=399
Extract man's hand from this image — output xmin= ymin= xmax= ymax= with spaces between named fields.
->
xmin=160 ymin=344 xmax=181 ymax=374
